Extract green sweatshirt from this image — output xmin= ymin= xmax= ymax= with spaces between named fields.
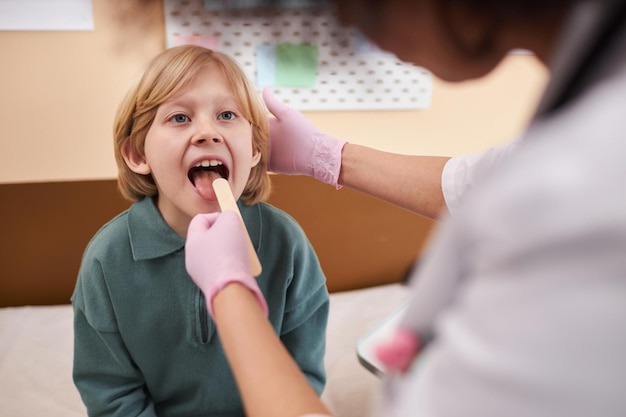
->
xmin=72 ymin=197 xmax=328 ymax=417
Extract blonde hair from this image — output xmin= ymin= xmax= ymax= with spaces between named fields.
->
xmin=114 ymin=45 xmax=271 ymax=204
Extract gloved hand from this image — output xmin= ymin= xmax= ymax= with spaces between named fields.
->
xmin=263 ymin=88 xmax=347 ymax=189
xmin=186 ymin=211 xmax=268 ymax=318
xmin=375 ymin=328 xmax=420 ymax=373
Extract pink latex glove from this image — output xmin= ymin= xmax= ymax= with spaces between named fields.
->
xmin=375 ymin=328 xmax=420 ymax=373
xmin=185 ymin=211 xmax=268 ymax=318
xmin=263 ymin=88 xmax=347 ymax=189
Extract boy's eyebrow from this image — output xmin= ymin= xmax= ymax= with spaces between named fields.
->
xmin=209 ymin=93 xmax=241 ymax=106
xmin=162 ymin=93 xmax=240 ymax=109
xmin=156 ymin=94 xmax=192 ymax=109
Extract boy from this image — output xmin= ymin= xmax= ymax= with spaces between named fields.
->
xmin=71 ymin=45 xmax=328 ymax=416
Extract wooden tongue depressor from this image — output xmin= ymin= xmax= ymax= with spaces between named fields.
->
xmin=212 ymin=178 xmax=263 ymax=276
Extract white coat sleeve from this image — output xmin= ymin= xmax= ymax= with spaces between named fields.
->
xmin=442 ymin=140 xmax=520 ymax=214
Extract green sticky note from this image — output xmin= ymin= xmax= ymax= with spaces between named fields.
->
xmin=275 ymin=43 xmax=318 ymax=88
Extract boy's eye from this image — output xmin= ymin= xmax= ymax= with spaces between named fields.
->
xmin=218 ymin=111 xmax=236 ymax=121
xmin=170 ymin=114 xmax=190 ymax=123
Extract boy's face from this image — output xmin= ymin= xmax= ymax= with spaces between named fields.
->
xmin=124 ymin=64 xmax=261 ymax=236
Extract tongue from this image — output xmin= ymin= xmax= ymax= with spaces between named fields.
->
xmin=194 ymin=170 xmax=223 ymax=200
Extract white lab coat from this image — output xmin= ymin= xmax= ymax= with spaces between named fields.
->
xmin=385 ymin=1 xmax=626 ymax=416
xmin=442 ymin=141 xmax=519 ymax=214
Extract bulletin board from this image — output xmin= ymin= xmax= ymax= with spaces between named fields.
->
xmin=163 ymin=0 xmax=432 ymax=111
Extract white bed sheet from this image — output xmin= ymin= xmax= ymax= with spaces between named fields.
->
xmin=0 ymin=304 xmax=85 ymax=416
xmin=0 ymin=283 xmax=410 ymax=417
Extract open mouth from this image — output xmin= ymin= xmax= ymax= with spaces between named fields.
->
xmin=188 ymin=159 xmax=230 ymax=188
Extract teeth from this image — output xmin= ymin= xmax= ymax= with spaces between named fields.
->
xmin=196 ymin=160 xmax=222 ymax=168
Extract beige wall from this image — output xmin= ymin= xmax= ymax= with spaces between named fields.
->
xmin=0 ymin=0 xmax=549 ymax=184
xmin=0 ymin=0 xmax=165 ymax=184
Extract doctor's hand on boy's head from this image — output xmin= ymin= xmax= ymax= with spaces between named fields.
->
xmin=263 ymin=88 xmax=347 ymax=188
xmin=185 ymin=211 xmax=268 ymax=318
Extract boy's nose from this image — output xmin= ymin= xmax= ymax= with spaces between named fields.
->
xmin=192 ymin=135 xmax=223 ymax=145
xmin=192 ymin=121 xmax=224 ymax=145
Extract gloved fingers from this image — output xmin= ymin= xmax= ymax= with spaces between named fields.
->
xmin=209 ymin=211 xmax=247 ymax=245
xmin=187 ymin=212 xmax=221 ymax=239
xmin=185 ymin=211 xmax=252 ymax=283
xmin=374 ymin=328 xmax=420 ymax=373
xmin=187 ymin=211 xmax=247 ymax=254
xmin=263 ymin=87 xmax=291 ymax=119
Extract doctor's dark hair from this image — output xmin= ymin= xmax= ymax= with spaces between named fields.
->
xmin=113 ymin=45 xmax=271 ymax=204
xmin=330 ymin=0 xmax=587 ymax=59
xmin=434 ymin=0 xmax=572 ymax=59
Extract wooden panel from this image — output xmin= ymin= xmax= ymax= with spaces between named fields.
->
xmin=268 ymin=176 xmax=434 ymax=292
xmin=0 ymin=180 xmax=130 ymax=307
xmin=0 ymin=176 xmax=433 ymax=306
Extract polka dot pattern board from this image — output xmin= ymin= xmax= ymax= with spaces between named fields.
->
xmin=164 ymin=0 xmax=432 ymax=111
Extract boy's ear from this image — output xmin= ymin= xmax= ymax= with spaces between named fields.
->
xmin=250 ymin=147 xmax=262 ymax=168
xmin=122 ymin=139 xmax=151 ymax=175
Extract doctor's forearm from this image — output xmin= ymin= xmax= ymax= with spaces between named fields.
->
xmin=339 ymin=143 xmax=451 ymax=220
xmin=212 ymin=284 xmax=331 ymax=417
